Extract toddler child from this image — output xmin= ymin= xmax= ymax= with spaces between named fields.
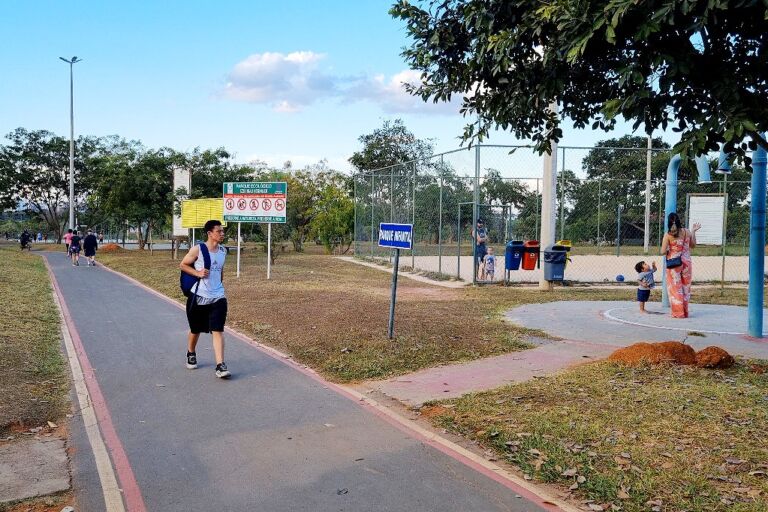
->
xmin=634 ymin=260 xmax=657 ymax=313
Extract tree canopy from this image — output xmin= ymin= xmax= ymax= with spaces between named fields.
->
xmin=391 ymin=1 xmax=768 ymax=164
xmin=349 ymin=119 xmax=433 ymax=173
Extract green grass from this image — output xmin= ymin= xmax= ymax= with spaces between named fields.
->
xmin=424 ymin=361 xmax=768 ymax=512
xmin=0 ymin=249 xmax=68 ymax=435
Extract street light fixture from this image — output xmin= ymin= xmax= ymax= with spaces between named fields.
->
xmin=59 ymin=56 xmax=82 ymax=231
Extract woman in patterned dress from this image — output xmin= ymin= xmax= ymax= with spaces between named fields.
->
xmin=661 ymin=212 xmax=701 ymax=318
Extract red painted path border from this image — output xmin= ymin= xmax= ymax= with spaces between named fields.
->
xmin=45 ymin=257 xmax=147 ymax=512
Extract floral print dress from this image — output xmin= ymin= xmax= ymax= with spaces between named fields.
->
xmin=666 ymin=230 xmax=692 ymax=318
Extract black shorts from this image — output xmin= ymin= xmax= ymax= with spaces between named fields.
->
xmin=637 ymin=289 xmax=651 ymax=302
xmin=186 ymin=297 xmax=227 ymax=334
xmin=84 ymin=248 xmax=96 ymax=257
xmin=70 ymin=245 xmax=80 ymax=254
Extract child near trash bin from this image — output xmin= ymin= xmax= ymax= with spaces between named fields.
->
xmin=634 ymin=260 xmax=657 ymax=313
xmin=482 ymin=247 xmax=497 ymax=281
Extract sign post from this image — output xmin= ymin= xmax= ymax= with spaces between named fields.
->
xmin=223 ymin=182 xmax=287 ymax=280
xmin=378 ymin=223 xmax=413 ymax=339
xmin=236 ymin=222 xmax=241 ymax=278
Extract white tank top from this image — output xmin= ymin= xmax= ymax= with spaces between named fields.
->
xmin=192 ymin=245 xmax=226 ymax=300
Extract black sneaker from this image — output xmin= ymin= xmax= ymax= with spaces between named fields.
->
xmin=215 ymin=362 xmax=231 ymax=379
xmin=186 ymin=351 xmax=198 ymax=369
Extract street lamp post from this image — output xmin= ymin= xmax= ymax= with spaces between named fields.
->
xmin=59 ymin=56 xmax=81 ymax=231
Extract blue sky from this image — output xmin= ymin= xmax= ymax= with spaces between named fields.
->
xmin=0 ymin=0 xmax=674 ymax=172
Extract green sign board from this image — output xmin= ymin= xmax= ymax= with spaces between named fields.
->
xmin=223 ymin=182 xmax=287 ymax=223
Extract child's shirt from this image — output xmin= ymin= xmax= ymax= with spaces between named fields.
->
xmin=638 ymin=270 xmax=656 ymax=290
xmin=484 ymin=254 xmax=496 ymax=276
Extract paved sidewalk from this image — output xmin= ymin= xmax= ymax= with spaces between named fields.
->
xmin=362 ymin=300 xmax=768 ymax=407
xmin=363 ymin=340 xmax=615 ymax=407
xmin=506 ymin=301 xmax=768 ymax=359
xmin=45 ymin=254 xmax=555 ymax=512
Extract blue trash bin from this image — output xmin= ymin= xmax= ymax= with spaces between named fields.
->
xmin=505 ymin=240 xmax=524 ymax=270
xmin=543 ymin=244 xmax=568 ymax=281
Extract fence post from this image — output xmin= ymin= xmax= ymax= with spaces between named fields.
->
xmin=370 ymin=174 xmax=375 ymax=259
xmin=457 ymin=203 xmax=461 ymax=280
xmin=534 ymin=179 xmax=540 ymax=241
xmin=721 ymin=175 xmax=728 ymax=294
xmin=412 ymin=161 xmax=416 ymax=270
xmin=438 ymin=155 xmax=443 ymax=275
xmin=472 ymin=145 xmax=480 ymax=284
xmin=560 ymin=147 xmax=566 ymax=240
xmin=616 ymin=204 xmax=622 ymax=257
xmin=596 ymin=180 xmax=602 ymax=255
xmin=643 ymin=136 xmax=652 ymax=254
xmin=391 ymin=167 xmax=394 ymax=222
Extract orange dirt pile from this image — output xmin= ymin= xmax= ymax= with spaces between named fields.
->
xmin=609 ymin=341 xmax=696 ymax=366
xmin=694 ymin=346 xmax=735 ymax=369
xmin=609 ymin=341 xmax=734 ymax=369
xmin=99 ymin=243 xmax=124 ymax=253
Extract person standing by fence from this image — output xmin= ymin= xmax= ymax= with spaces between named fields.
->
xmin=661 ymin=212 xmax=700 ymax=318
xmin=471 ymin=218 xmax=488 ymax=279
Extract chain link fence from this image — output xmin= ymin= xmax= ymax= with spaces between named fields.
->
xmin=354 ymin=145 xmax=752 ymax=284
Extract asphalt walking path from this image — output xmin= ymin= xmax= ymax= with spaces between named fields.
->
xmin=45 ymin=253 xmax=553 ymax=512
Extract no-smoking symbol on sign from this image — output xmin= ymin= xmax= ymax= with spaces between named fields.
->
xmin=262 ymin=199 xmax=272 ymax=210
xmin=275 ymin=199 xmax=285 ymax=211
xmin=237 ymin=199 xmax=247 ymax=210
xmin=225 ymin=198 xmax=234 ymax=210
xmin=249 ymin=199 xmax=258 ymax=210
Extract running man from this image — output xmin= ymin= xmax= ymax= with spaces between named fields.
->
xmin=179 ymin=219 xmax=231 ymax=379
xmin=69 ymin=230 xmax=82 ymax=266
xmin=83 ymin=229 xmax=99 ymax=266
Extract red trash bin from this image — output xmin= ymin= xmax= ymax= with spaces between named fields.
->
xmin=521 ymin=240 xmax=540 ymax=270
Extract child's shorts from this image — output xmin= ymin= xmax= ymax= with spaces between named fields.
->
xmin=637 ymin=289 xmax=650 ymax=302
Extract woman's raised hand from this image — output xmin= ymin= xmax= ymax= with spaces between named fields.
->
xmin=693 ymin=222 xmax=702 ymax=232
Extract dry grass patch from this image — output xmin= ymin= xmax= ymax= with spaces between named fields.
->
xmin=425 ymin=361 xmax=768 ymax=512
xmin=0 ymin=250 xmax=68 ymax=435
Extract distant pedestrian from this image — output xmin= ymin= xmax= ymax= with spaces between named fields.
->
xmin=634 ymin=260 xmax=657 ymax=313
xmin=179 ymin=219 xmax=231 ymax=379
xmin=98 ymin=232 xmax=104 ymax=244
xmin=43 ymin=233 xmax=48 ymax=243
xmin=70 ymin=230 xmax=82 ymax=266
xmin=3 ymin=231 xmax=8 ymax=240
xmin=36 ymin=232 xmax=42 ymax=242
xmin=83 ymin=229 xmax=99 ymax=266
xmin=63 ymin=229 xmax=73 ymax=254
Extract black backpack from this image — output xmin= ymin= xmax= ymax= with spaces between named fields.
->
xmin=180 ymin=243 xmax=211 ymax=298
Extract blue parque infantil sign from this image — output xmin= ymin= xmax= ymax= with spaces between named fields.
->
xmin=378 ymin=223 xmax=413 ymax=250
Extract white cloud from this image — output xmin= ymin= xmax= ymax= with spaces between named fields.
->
xmin=343 ymin=69 xmax=461 ymax=115
xmin=223 ymin=51 xmax=337 ymax=111
xmin=222 ymin=51 xmax=460 ymax=116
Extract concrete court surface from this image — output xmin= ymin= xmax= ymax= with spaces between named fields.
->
xmin=44 ymin=253 xmax=554 ymax=512
xmin=506 ymin=301 xmax=768 ymax=359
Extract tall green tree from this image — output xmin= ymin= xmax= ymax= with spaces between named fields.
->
xmin=93 ymin=145 xmax=177 ymax=249
xmin=349 ymin=119 xmax=433 ymax=173
xmin=0 ymin=128 xmax=98 ymax=241
xmin=391 ymin=1 xmax=768 ymax=163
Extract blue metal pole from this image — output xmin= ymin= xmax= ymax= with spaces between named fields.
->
xmin=662 ymin=154 xmax=681 ymax=308
xmin=748 ymin=142 xmax=766 ymax=338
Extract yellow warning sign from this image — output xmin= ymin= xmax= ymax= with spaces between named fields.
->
xmin=181 ymin=199 xmax=227 ymax=229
